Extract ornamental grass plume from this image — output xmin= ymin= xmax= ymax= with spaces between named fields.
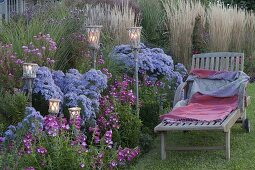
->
xmin=162 ymin=0 xmax=205 ymax=66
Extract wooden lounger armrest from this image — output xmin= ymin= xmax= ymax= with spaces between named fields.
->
xmin=238 ymin=82 xmax=248 ymax=112
xmin=173 ymin=82 xmax=188 ymax=107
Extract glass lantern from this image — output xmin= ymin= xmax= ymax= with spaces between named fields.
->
xmin=127 ymin=27 xmax=142 ymax=49
xmin=48 ymin=99 xmax=61 ymax=115
xmin=68 ymin=107 xmax=81 ymax=119
xmin=84 ymin=25 xmax=103 ymax=49
xmin=23 ymin=63 xmax=38 ymax=78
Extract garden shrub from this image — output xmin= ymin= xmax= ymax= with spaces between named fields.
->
xmin=0 ymin=91 xmax=28 ymax=131
xmin=115 ymin=105 xmax=142 ymax=148
xmin=98 ymin=77 xmax=142 ymax=148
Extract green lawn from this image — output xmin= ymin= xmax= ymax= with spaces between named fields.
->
xmin=132 ymin=84 xmax=255 ymax=170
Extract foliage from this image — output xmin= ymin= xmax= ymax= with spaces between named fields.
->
xmin=220 ymin=0 xmax=255 ymax=10
xmin=115 ymin=105 xmax=142 ymax=148
xmin=244 ymin=52 xmax=255 ymax=80
xmin=192 ymin=15 xmax=208 ymax=54
xmin=0 ymin=91 xmax=28 ymax=132
xmin=138 ymin=0 xmax=166 ymax=46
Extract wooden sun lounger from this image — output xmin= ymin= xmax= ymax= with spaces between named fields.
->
xmin=154 ymin=52 xmax=251 ymax=160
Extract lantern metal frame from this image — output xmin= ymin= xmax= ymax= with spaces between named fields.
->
xmin=22 ymin=63 xmax=38 ymax=107
xmin=84 ymin=25 xmax=103 ymax=69
xmin=48 ymin=99 xmax=61 ymax=115
xmin=127 ymin=27 xmax=142 ymax=117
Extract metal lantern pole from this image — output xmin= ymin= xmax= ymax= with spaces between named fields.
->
xmin=84 ymin=25 xmax=103 ymax=69
xmin=134 ymin=48 xmax=139 ymax=115
xmin=92 ymin=48 xmax=97 ymax=69
xmin=23 ymin=63 xmax=38 ymax=107
xmin=127 ymin=27 xmax=142 ymax=117
xmin=27 ymin=78 xmax=33 ymax=107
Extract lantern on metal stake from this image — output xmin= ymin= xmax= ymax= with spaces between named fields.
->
xmin=84 ymin=25 xmax=103 ymax=69
xmin=127 ymin=27 xmax=142 ymax=117
xmin=23 ymin=63 xmax=38 ymax=107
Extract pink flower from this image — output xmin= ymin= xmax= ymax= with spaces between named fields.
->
xmin=80 ymin=163 xmax=85 ymax=168
xmin=36 ymin=146 xmax=48 ymax=154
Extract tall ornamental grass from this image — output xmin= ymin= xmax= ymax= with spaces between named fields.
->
xmin=207 ymin=2 xmax=246 ymax=52
xmin=162 ymin=0 xmax=206 ymax=66
xmin=83 ymin=0 xmax=139 ymax=45
xmin=162 ymin=0 xmax=255 ymax=68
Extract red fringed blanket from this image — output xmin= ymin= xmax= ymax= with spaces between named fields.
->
xmin=160 ymin=93 xmax=238 ymax=122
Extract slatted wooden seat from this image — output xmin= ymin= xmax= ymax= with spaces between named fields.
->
xmin=154 ymin=52 xmax=250 ymax=160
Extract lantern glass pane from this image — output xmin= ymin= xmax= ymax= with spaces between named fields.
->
xmin=23 ymin=63 xmax=38 ymax=78
xmin=49 ymin=99 xmax=60 ymax=114
xmin=68 ymin=107 xmax=81 ymax=119
xmin=127 ymin=27 xmax=142 ymax=48
xmin=85 ymin=26 xmax=102 ymax=48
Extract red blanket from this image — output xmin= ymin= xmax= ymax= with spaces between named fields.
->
xmin=160 ymin=93 xmax=238 ymax=122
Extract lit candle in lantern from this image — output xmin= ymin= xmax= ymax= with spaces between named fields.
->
xmin=88 ymin=32 xmax=97 ymax=44
xmin=23 ymin=63 xmax=38 ymax=78
xmin=48 ymin=99 xmax=61 ymax=115
xmin=68 ymin=107 xmax=81 ymax=120
xmin=130 ymin=32 xmax=139 ymax=41
xmin=127 ymin=27 xmax=142 ymax=49
xmin=85 ymin=25 xmax=103 ymax=49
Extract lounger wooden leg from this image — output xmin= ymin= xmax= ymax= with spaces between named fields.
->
xmin=160 ymin=132 xmax=167 ymax=160
xmin=225 ymin=130 xmax=231 ymax=160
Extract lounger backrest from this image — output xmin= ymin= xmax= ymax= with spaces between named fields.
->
xmin=191 ymin=52 xmax=244 ymax=71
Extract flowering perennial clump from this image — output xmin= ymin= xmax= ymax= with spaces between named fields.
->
xmin=111 ymin=43 xmax=187 ymax=86
xmin=33 ymin=67 xmax=64 ymax=102
xmin=97 ymin=95 xmax=120 ymax=131
xmin=22 ymin=33 xmax=57 ymax=68
xmin=23 ymin=133 xmax=34 ymax=154
xmin=4 ymin=107 xmax=43 ymax=142
xmin=33 ymin=67 xmax=107 ymax=120
xmin=0 ymin=43 xmax=24 ymax=90
xmin=118 ymin=147 xmax=141 ymax=163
